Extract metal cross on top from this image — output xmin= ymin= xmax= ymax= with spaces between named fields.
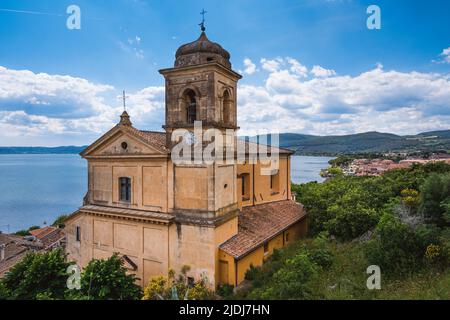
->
xmin=199 ymin=9 xmax=207 ymax=32
xmin=119 ymin=90 xmax=129 ymax=111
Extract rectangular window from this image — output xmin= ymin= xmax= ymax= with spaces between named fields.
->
xmin=270 ymin=171 xmax=280 ymax=194
xmin=119 ymin=177 xmax=132 ymax=202
xmin=240 ymin=174 xmax=250 ymax=201
xmin=285 ymin=232 xmax=290 ymax=243
xmin=76 ymin=226 xmax=81 ymax=242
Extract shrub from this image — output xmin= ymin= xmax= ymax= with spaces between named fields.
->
xmin=2 ymin=249 xmax=71 ymax=300
xmin=142 ymin=267 xmax=215 ymax=300
xmin=419 ymin=173 xmax=450 ymax=226
xmin=0 ymin=282 xmax=9 ymax=300
xmin=75 ymin=253 xmax=142 ymax=300
xmin=306 ymin=232 xmax=334 ymax=269
xmin=425 ymin=244 xmax=441 ymax=264
xmin=326 ymin=204 xmax=380 ymax=240
xmin=217 ymin=284 xmax=234 ymax=298
xmin=364 ymin=213 xmax=424 ymax=275
xmin=52 ymin=214 xmax=69 ymax=227
xmin=249 ymin=252 xmax=319 ymax=299
xmin=244 ymin=264 xmax=260 ymax=281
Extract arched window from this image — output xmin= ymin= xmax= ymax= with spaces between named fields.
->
xmin=119 ymin=177 xmax=132 ymax=202
xmin=223 ymin=90 xmax=232 ymax=125
xmin=183 ymin=89 xmax=197 ymax=124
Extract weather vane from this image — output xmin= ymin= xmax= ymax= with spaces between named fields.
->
xmin=199 ymin=9 xmax=207 ymax=32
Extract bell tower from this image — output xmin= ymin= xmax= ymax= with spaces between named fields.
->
xmin=159 ymin=31 xmax=242 ymax=147
xmin=159 ymin=25 xmax=242 ymax=227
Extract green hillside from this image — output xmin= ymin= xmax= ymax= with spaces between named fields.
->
xmin=278 ymin=130 xmax=450 ymax=155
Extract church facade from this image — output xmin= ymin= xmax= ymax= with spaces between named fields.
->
xmin=65 ymin=30 xmax=307 ymax=288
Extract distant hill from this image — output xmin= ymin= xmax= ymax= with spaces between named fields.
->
xmin=1 ymin=129 xmax=449 ymax=156
xmin=277 ymin=130 xmax=450 ymax=155
xmin=0 ymin=146 xmax=87 ymax=154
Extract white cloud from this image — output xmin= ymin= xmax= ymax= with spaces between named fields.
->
xmin=311 ymin=65 xmax=337 ymax=77
xmin=260 ymin=57 xmax=308 ymax=77
xmin=237 ymin=61 xmax=450 ymax=136
xmin=260 ymin=58 xmax=283 ymax=72
xmin=287 ymin=58 xmax=308 ymax=77
xmin=0 ymin=66 xmax=165 ymax=145
xmin=1 ymin=60 xmax=450 ymax=145
xmin=440 ymin=47 xmax=450 ymax=63
xmin=119 ymin=36 xmax=145 ymax=60
xmin=241 ymin=58 xmax=258 ymax=75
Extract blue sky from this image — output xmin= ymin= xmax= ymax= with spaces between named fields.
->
xmin=0 ymin=0 xmax=450 ymax=146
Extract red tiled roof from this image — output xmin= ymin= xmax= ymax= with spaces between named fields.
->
xmin=29 ymin=226 xmax=54 ymax=238
xmin=220 ymin=200 xmax=307 ymax=259
xmin=28 ymin=227 xmax=65 ymax=249
xmin=126 ymin=127 xmax=169 ymax=154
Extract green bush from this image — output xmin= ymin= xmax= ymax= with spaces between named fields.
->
xmin=52 ymin=214 xmax=69 ymax=227
xmin=420 ymin=173 xmax=450 ymax=226
xmin=74 ymin=253 xmax=142 ymax=300
xmin=249 ymin=252 xmax=319 ymax=299
xmin=244 ymin=264 xmax=260 ymax=281
xmin=0 ymin=282 xmax=9 ymax=300
xmin=326 ymin=204 xmax=379 ymax=240
xmin=142 ymin=267 xmax=215 ymax=300
xmin=2 ymin=249 xmax=71 ymax=300
xmin=216 ymin=284 xmax=234 ymax=298
xmin=305 ymin=232 xmax=334 ymax=269
xmin=364 ymin=213 xmax=424 ymax=275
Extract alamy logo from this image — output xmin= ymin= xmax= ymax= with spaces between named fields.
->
xmin=366 ymin=265 xmax=381 ymax=290
xmin=66 ymin=264 xmax=81 ymax=290
xmin=66 ymin=5 xmax=81 ymax=30
xmin=367 ymin=5 xmax=381 ymax=30
xmin=170 ymin=122 xmax=280 ymax=174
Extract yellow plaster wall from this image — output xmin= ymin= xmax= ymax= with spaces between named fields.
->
xmin=214 ymin=164 xmax=236 ymax=210
xmin=174 ymin=165 xmax=208 ymax=210
xmin=89 ymin=159 xmax=168 ymax=212
xmin=168 ymin=223 xmax=217 ymax=288
xmin=237 ymin=155 xmax=291 ymax=207
xmin=66 ymin=214 xmax=169 ymax=287
xmin=217 ymin=217 xmax=308 ymax=287
xmin=214 ymin=217 xmax=238 ymax=285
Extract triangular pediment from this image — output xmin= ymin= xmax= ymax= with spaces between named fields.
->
xmin=81 ymin=126 xmax=168 ymax=158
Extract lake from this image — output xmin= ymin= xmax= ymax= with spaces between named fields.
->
xmin=0 ymin=154 xmax=333 ymax=232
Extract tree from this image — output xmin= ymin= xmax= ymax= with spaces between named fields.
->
xmin=364 ymin=213 xmax=424 ymax=275
xmin=2 ymin=249 xmax=71 ymax=300
xmin=14 ymin=225 xmax=41 ymax=237
xmin=419 ymin=173 xmax=450 ymax=226
xmin=0 ymin=281 xmax=9 ymax=300
xmin=248 ymin=252 xmax=319 ymax=300
xmin=73 ymin=253 xmax=142 ymax=300
xmin=400 ymin=188 xmax=420 ymax=214
xmin=52 ymin=214 xmax=69 ymax=227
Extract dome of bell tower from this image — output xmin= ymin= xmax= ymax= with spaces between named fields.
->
xmin=174 ymin=31 xmax=231 ymax=69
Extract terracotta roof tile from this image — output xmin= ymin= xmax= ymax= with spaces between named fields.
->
xmin=220 ymin=200 xmax=306 ymax=259
xmin=125 ymin=127 xmax=169 ymax=153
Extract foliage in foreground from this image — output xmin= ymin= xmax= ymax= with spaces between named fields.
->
xmin=293 ymin=162 xmax=450 ymax=240
xmin=0 ymin=251 xmax=142 ymax=300
xmin=2 ymin=248 xmax=70 ymax=300
xmin=237 ymin=163 xmax=450 ymax=300
xmin=142 ymin=266 xmax=215 ymax=300
xmin=73 ymin=253 xmax=142 ymax=300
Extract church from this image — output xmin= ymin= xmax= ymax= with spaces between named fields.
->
xmin=65 ymin=25 xmax=308 ymax=288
